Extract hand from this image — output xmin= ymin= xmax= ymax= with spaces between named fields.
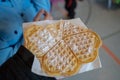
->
xmin=33 ymin=9 xmax=53 ymax=21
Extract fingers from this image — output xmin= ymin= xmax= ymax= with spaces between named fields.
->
xmin=33 ymin=9 xmax=53 ymax=21
xmin=33 ymin=9 xmax=44 ymax=21
xmin=44 ymin=11 xmax=53 ymax=20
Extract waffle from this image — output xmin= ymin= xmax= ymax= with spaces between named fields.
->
xmin=24 ymin=22 xmax=63 ymax=57
xmin=46 ymin=21 xmax=63 ymax=38
xmin=24 ymin=20 xmax=102 ymax=77
xmin=64 ymin=30 xmax=102 ymax=63
xmin=62 ymin=21 xmax=87 ymax=38
xmin=41 ymin=40 xmax=81 ymax=76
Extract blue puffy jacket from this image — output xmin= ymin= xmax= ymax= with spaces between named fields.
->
xmin=0 ymin=0 xmax=51 ymax=65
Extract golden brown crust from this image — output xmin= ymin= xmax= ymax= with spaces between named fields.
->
xmin=24 ymin=25 xmax=45 ymax=57
xmin=24 ymin=22 xmax=63 ymax=58
xmin=41 ymin=40 xmax=81 ymax=76
xmin=63 ymin=30 xmax=102 ymax=63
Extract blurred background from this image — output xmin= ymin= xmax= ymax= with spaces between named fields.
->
xmin=51 ymin=0 xmax=120 ymax=80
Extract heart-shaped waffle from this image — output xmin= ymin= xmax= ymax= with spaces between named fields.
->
xmin=64 ymin=30 xmax=102 ymax=63
xmin=24 ymin=22 xmax=63 ymax=57
xmin=62 ymin=21 xmax=87 ymax=38
xmin=41 ymin=40 xmax=81 ymax=76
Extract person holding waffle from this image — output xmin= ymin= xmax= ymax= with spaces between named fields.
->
xmin=0 ymin=0 xmax=56 ymax=80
